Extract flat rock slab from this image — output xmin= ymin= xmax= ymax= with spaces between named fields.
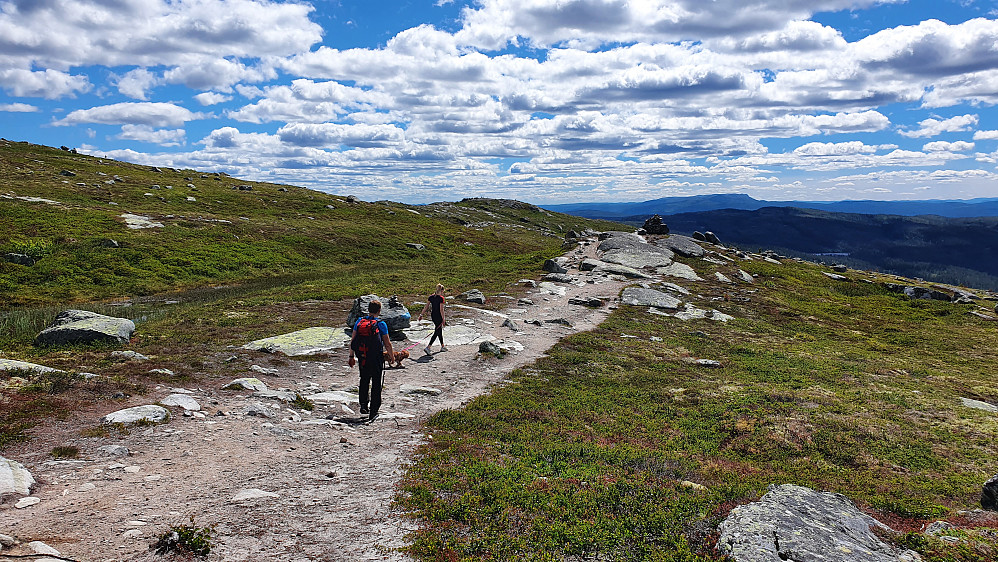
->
xmin=718 ymin=484 xmax=916 ymax=562
xmin=35 ymin=309 xmax=135 ymax=346
xmin=674 ymin=305 xmax=734 ymax=322
xmin=102 ymin=405 xmax=170 ymax=426
xmin=242 ymin=327 xmax=350 ymax=356
xmin=622 ymin=288 xmax=682 ymax=310
xmin=399 ymin=384 xmax=443 ymax=396
xmin=656 ymin=262 xmax=704 ymax=281
xmin=308 ymin=391 xmax=360 ymax=405
xmin=0 ymin=359 xmax=63 ymax=374
xmin=223 ymin=377 xmax=268 ymax=391
xmin=160 ymin=394 xmax=201 ymax=411
xmin=255 ymin=389 xmax=298 ymax=402
xmin=537 ymin=282 xmax=568 ymax=296
xmin=402 ymin=324 xmax=492 ymax=346
xmin=961 ymin=398 xmax=998 ymax=413
xmin=120 ymin=213 xmax=163 ymax=229
xmin=601 ymin=249 xmax=674 ymax=269
xmin=231 ymin=488 xmax=280 ymax=502
xmin=594 ymin=261 xmax=655 ymax=279
xmin=1 ymin=455 xmax=36 ymax=496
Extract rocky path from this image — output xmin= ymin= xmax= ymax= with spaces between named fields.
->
xmin=2 ymin=238 xmax=643 ymax=561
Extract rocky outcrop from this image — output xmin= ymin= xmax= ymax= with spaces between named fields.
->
xmin=35 ymin=310 xmax=135 ymax=346
xmin=346 ymin=294 xmax=411 ymax=333
xmin=982 ymin=474 xmax=998 ymax=511
xmin=718 ymin=484 xmax=919 ymax=562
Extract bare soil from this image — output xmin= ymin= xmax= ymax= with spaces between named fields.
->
xmin=1 ymin=241 xmax=631 ymax=562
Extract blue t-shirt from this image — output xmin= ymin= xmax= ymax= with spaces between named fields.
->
xmin=353 ymin=316 xmax=389 ymax=351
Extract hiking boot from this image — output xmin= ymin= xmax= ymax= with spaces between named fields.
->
xmin=368 ymin=411 xmax=379 ymax=422
xmin=424 ymin=346 xmax=432 ymax=355
xmin=440 ymin=346 xmax=448 ymax=352
xmin=360 ymin=405 xmax=369 ymax=415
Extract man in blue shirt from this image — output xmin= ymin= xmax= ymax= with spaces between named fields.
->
xmin=348 ymin=299 xmax=395 ymax=421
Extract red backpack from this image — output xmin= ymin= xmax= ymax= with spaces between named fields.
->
xmin=351 ymin=317 xmax=383 ymax=364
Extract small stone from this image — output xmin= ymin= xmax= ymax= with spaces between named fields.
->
xmin=250 ymin=365 xmax=279 ymax=375
xmin=27 ymin=541 xmax=60 ymax=556
xmin=95 ymin=445 xmax=130 ymax=458
xmin=121 ymin=529 xmax=142 ymax=539
xmin=149 ymin=368 xmax=174 ymax=376
xmin=231 ymin=488 xmax=280 ymax=502
xmin=0 ymin=533 xmax=17 ymax=547
xmin=124 ymin=466 xmax=141 ymax=473
xmin=161 ymin=394 xmax=201 ymax=411
xmin=223 ymin=377 xmax=268 ymax=391
xmin=78 ymin=482 xmax=97 ymax=492
xmin=15 ymin=496 xmax=40 ymax=508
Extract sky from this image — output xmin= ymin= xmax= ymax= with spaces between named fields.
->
xmin=2 ymin=0 xmax=998 ymax=204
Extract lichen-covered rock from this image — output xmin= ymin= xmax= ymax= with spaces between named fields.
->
xmin=35 ymin=310 xmax=135 ymax=346
xmin=0 ymin=359 xmax=63 ymax=374
xmin=601 ymin=248 xmax=673 ymax=269
xmin=160 ymin=394 xmax=201 ymax=411
xmin=243 ymin=327 xmax=350 ymax=356
xmin=718 ymin=484 xmax=919 ymax=562
xmin=102 ymin=405 xmax=169 ymax=426
xmin=621 ymin=288 xmax=681 ymax=310
xmin=656 ymin=262 xmax=704 ymax=281
xmin=0 ymin=455 xmax=35 ymax=496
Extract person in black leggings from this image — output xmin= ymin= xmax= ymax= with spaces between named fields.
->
xmin=417 ymin=283 xmax=447 ymax=355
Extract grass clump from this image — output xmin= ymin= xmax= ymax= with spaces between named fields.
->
xmin=291 ymin=393 xmax=314 ymax=411
xmin=51 ymin=445 xmax=79 ymax=459
xmin=151 ymin=515 xmax=216 ymax=557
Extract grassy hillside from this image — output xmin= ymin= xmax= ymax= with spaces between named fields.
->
xmin=0 ymin=140 xmax=621 ymax=446
xmin=397 ymin=256 xmax=998 ymax=561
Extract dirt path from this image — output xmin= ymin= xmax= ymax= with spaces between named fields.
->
xmin=2 ymin=239 xmax=634 ymax=561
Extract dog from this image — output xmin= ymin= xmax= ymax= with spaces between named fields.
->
xmin=385 ymin=349 xmax=409 ymax=368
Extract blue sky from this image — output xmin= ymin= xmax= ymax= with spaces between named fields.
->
xmin=2 ymin=0 xmax=998 ymax=204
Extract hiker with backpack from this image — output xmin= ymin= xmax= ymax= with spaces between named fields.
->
xmin=348 ymin=299 xmax=395 ymax=421
xmin=417 ymin=283 xmax=447 ymax=355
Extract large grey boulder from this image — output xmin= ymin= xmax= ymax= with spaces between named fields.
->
xmin=982 ymin=474 xmax=998 ymax=511
xmin=903 ymin=287 xmax=950 ymax=301
xmin=654 ymin=235 xmax=705 ymax=258
xmin=35 ymin=310 xmax=135 ymax=346
xmin=0 ymin=455 xmax=35 ymax=496
xmin=593 ymin=262 xmax=654 ymax=279
xmin=543 ymin=258 xmax=568 ymax=274
xmin=601 ymin=249 xmax=673 ymax=269
xmin=718 ymin=484 xmax=919 ymax=562
xmin=596 ymin=231 xmax=647 ymax=253
xmin=621 ymin=288 xmax=681 ymax=310
xmin=346 ymin=294 xmax=411 ymax=333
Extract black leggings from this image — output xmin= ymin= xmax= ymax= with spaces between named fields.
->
xmin=428 ymin=316 xmax=444 ymax=347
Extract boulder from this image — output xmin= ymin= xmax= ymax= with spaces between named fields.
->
xmin=4 ymin=253 xmax=34 ymax=266
xmin=656 ymin=262 xmax=704 ymax=281
xmin=903 ymin=287 xmax=950 ymax=301
xmin=982 ymin=474 xmax=998 ymax=511
xmin=593 ymin=262 xmax=654 ymax=279
xmin=464 ymin=290 xmax=486 ymax=304
xmin=703 ymin=231 xmax=721 ymax=245
xmin=405 ymin=243 xmax=426 ymax=250
xmin=544 ymin=273 xmax=574 ymax=283
xmin=601 ymin=249 xmax=673 ymax=269
xmin=479 ymin=341 xmax=505 ymax=357
xmin=641 ymin=214 xmax=670 ymax=235
xmin=718 ymin=484 xmax=919 ymax=562
xmin=95 ymin=445 xmax=130 ymax=458
xmin=692 ymin=231 xmax=706 ymax=241
xmin=823 ymin=272 xmax=848 ymax=281
xmin=737 ymin=270 xmax=754 ymax=283
xmin=832 ymin=264 xmax=848 ymax=273
xmin=35 ymin=310 xmax=135 ymax=346
xmin=0 ymin=455 xmax=35 ymax=496
xmin=621 ymin=288 xmax=681 ymax=310
xmin=596 ymin=231 xmax=647 ymax=253
xmin=654 ymin=235 xmax=705 ymax=258
xmin=102 ymin=405 xmax=169 ymax=426
xmin=346 ymin=294 xmax=411 ymax=333
xmin=543 ymin=258 xmax=568 ymax=274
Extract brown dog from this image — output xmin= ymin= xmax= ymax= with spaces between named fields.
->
xmin=385 ymin=349 xmax=409 ymax=368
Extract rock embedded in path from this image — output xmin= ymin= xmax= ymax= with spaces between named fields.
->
xmin=594 ymin=261 xmax=654 ymax=279
xmin=1 ymin=455 xmax=36 ymax=496
xmin=307 ymin=390 xmax=359 ymax=405
xmin=621 ymin=288 xmax=681 ymax=310
xmin=231 ymin=488 xmax=280 ymax=502
xmin=35 ymin=309 xmax=135 ymax=346
xmin=718 ymin=484 xmax=918 ymax=562
xmin=601 ymin=249 xmax=673 ymax=269
xmin=102 ymin=405 xmax=170 ymax=426
xmin=243 ymin=327 xmax=350 ymax=356
xmin=223 ymin=377 xmax=268 ymax=391
xmin=15 ymin=496 xmax=40 ymax=509
xmin=95 ymin=445 xmax=130 ymax=458
xmin=543 ymin=258 xmax=568 ymax=274
xmin=400 ymin=384 xmax=443 ymax=396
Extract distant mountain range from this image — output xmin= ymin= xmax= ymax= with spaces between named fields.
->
xmin=542 ymin=194 xmax=998 ymax=220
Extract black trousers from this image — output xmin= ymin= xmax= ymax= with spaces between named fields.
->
xmin=358 ymin=355 xmax=384 ymax=415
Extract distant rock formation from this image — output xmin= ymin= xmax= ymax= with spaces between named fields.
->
xmin=641 ymin=214 xmax=670 ymax=234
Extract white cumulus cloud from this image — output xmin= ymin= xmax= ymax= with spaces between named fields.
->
xmin=55 ymin=102 xmax=205 ymax=128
